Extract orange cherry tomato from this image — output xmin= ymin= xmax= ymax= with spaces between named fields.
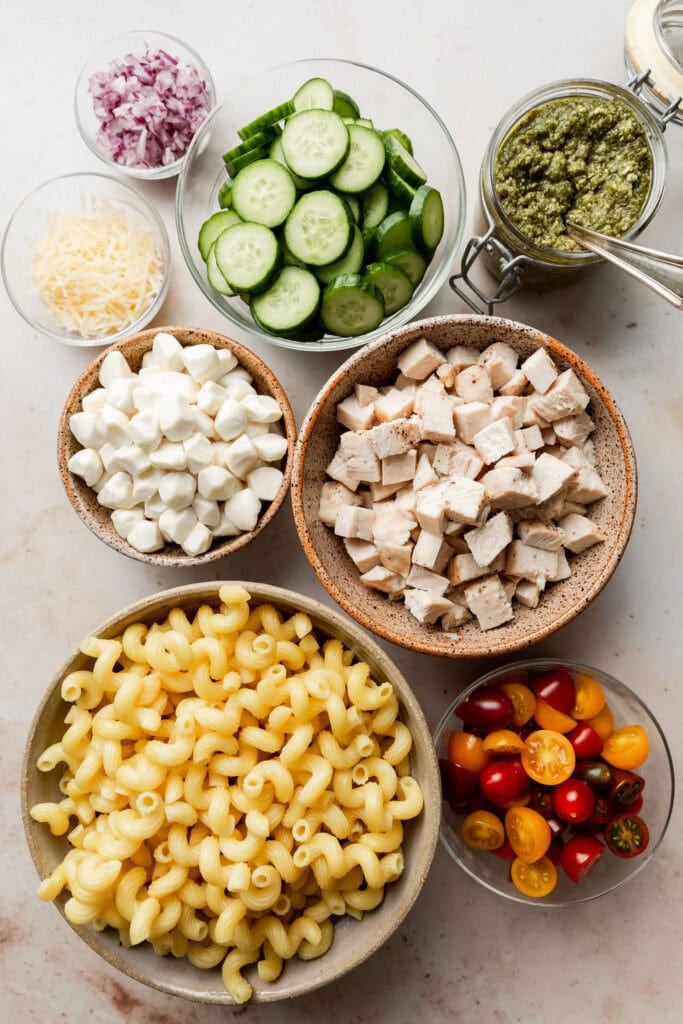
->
xmin=461 ymin=809 xmax=505 ymax=851
xmin=521 ymin=730 xmax=576 ymax=785
xmin=448 ymin=731 xmax=489 ymax=774
xmin=481 ymin=729 xmax=525 ymax=755
xmin=585 ymin=702 xmax=615 ymax=742
xmin=499 ymin=681 xmax=536 ymax=727
xmin=533 ymin=697 xmax=577 ymax=734
xmin=505 ymin=806 xmax=552 ymax=863
xmin=511 ymin=855 xmax=557 ymax=898
xmin=602 ymin=724 xmax=650 ymax=770
xmin=571 ymin=673 xmax=606 ymax=720
xmin=502 ymin=791 xmax=532 ymax=809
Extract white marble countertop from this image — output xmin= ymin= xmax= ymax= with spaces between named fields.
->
xmin=2 ymin=1 xmax=681 ymax=1021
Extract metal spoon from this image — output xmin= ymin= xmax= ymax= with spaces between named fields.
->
xmin=566 ymin=221 xmax=683 ymax=310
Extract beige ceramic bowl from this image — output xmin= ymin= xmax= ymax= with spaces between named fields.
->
xmin=58 ymin=326 xmax=296 ymax=566
xmin=21 ymin=581 xmax=440 ymax=1005
xmin=291 ymin=314 xmax=637 ymax=659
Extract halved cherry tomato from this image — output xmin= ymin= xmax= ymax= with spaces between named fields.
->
xmin=456 ymin=687 xmax=514 ymax=730
xmin=531 ymin=668 xmax=576 ymax=714
xmin=560 ymin=835 xmax=604 ymax=883
xmin=608 ymin=768 xmax=645 ymax=806
xmin=552 ymin=779 xmax=595 ymax=823
xmin=570 ymin=673 xmax=606 ymax=720
xmin=521 ymin=730 xmax=576 ymax=785
xmin=499 ymin=681 xmax=536 ymax=727
xmin=531 ymin=785 xmax=554 ymax=818
xmin=502 ymin=791 xmax=532 ymax=809
xmin=510 ymin=855 xmax=557 ymax=898
xmin=505 ymin=806 xmax=552 ymax=863
xmin=602 ymin=725 xmax=649 ymax=770
xmin=604 ymin=812 xmax=650 ymax=858
xmin=491 ymin=838 xmax=516 ymax=859
xmin=566 ymin=722 xmax=604 ymax=758
xmin=461 ymin=809 xmax=505 ymax=850
xmin=480 ymin=760 xmax=522 ymax=805
xmin=482 ymin=729 xmax=525 ymax=755
xmin=533 ymin=697 xmax=577 ymax=734
xmin=448 ymin=730 xmax=489 ymax=774
xmin=584 ymin=702 xmax=614 ymax=742
xmin=573 ymin=759 xmax=612 ymax=790
xmin=590 ymin=794 xmax=613 ymax=825
xmin=621 ymin=793 xmax=644 ymax=814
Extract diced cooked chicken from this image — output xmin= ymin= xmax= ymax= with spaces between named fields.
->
xmin=453 ymin=402 xmax=492 ymax=444
xmin=541 ymin=427 xmax=557 ymax=446
xmin=482 ymin=467 xmax=540 ymax=509
xmin=516 ymin=579 xmax=541 ymax=608
xmin=501 ymin=577 xmax=517 ymax=602
xmin=521 ymin=425 xmax=544 ymax=451
xmin=565 ymin=467 xmax=610 ymax=504
xmin=523 ymin=403 xmax=551 ymax=429
xmin=382 ymin=450 xmax=417 ymax=486
xmin=557 ymin=500 xmax=587 ymax=518
xmin=421 ymin=393 xmax=457 ymax=443
xmin=414 ymin=453 xmax=439 ymax=490
xmin=367 ymin=417 xmax=422 ymax=458
xmin=532 ymin=452 xmax=577 ymax=503
xmin=528 ymin=369 xmax=590 ymax=422
xmin=416 ymin=483 xmax=448 ymax=533
xmin=343 ymin=538 xmax=380 ymax=573
xmin=517 ymin=519 xmax=565 ymax=550
xmin=394 ymin=487 xmax=418 ymax=514
xmin=448 ymin=552 xmax=493 ymax=585
xmin=478 ymin=341 xmax=519 ymax=390
xmin=490 ymin=395 xmax=526 ymax=429
xmin=456 ymin=364 xmax=494 ymax=404
xmin=334 ymin=505 xmax=375 ymax=542
xmin=436 ymin=363 xmax=457 ymax=389
xmin=582 ymin=439 xmax=597 ymax=466
xmin=505 ymin=540 xmax=559 ymax=582
xmin=326 ymin=449 xmax=359 ymax=491
xmin=433 ymin=442 xmax=484 ymax=480
xmin=553 ymin=411 xmax=595 ymax=447
xmin=521 ymin=348 xmax=558 ymax=394
xmin=339 ymin=430 xmax=381 ymax=482
xmin=406 ymin=564 xmax=450 ymax=594
xmin=369 ymin=480 xmax=402 ymax=502
xmin=403 ymin=588 xmax=454 ymax=624
xmin=441 ymin=601 xmax=473 ymax=629
xmin=559 ymin=514 xmax=606 ymax=553
xmin=360 ymin=565 xmax=406 ymax=596
xmin=497 ymin=451 xmax=536 ymax=470
xmin=465 ymin=511 xmax=513 ymax=567
xmin=397 ymin=337 xmax=446 ymax=380
xmin=377 ymin=542 xmax=413 ymax=577
xmin=446 ymin=344 xmax=480 ymax=370
xmin=372 ymin=502 xmax=416 ymax=547
xmin=549 ymin=548 xmax=572 ymax=581
xmin=319 ymin=481 xmax=363 ymax=527
xmin=374 ymin=387 xmax=416 ymax=423
xmin=463 ymin=575 xmax=514 ymax=630
xmin=412 ymin=528 xmax=451 ymax=572
xmin=337 ymin=394 xmax=376 ymax=431
xmin=441 ymin=476 xmax=488 ymax=525
xmin=354 ymin=383 xmax=379 ymax=407
xmin=499 ymin=369 xmax=528 ymax=396
xmin=472 ymin=417 xmax=516 ymax=465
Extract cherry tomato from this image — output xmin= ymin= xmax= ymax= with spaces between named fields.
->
xmin=461 ymin=809 xmax=505 ymax=851
xmin=621 ymin=793 xmax=644 ymax=814
xmin=445 ymin=762 xmax=480 ymax=806
xmin=570 ymin=673 xmax=606 ymax=720
xmin=604 ymin=812 xmax=650 ymax=858
xmin=552 ymin=779 xmax=595 ymax=823
xmin=497 ymin=668 xmax=529 ymax=688
xmin=546 ymin=816 xmax=566 ymax=839
xmin=533 ymin=697 xmax=577 ymax=734
xmin=482 ymin=729 xmax=525 ymax=755
xmin=566 ymin=722 xmax=604 ymax=758
xmin=480 ymin=760 xmax=523 ymax=805
xmin=505 ymin=806 xmax=552 ymax=863
xmin=560 ymin=835 xmax=604 ymax=883
xmin=491 ymin=838 xmax=516 ymax=859
xmin=510 ymin=855 xmax=557 ymax=898
xmin=602 ymin=725 xmax=649 ymax=770
xmin=447 ymin=730 xmax=489 ymax=774
xmin=531 ymin=668 xmax=576 ymax=715
xmin=522 ymin=730 xmax=576 ymax=785
xmin=572 ymin=759 xmax=613 ymax=790
xmin=499 ymin=681 xmax=536 ymax=727
xmin=531 ymin=785 xmax=554 ymax=818
xmin=546 ymin=837 xmax=565 ymax=866
xmin=455 ymin=687 xmax=514 ymax=730
xmin=608 ymin=768 xmax=645 ymax=806
xmin=585 ymin=702 xmax=614 ymax=742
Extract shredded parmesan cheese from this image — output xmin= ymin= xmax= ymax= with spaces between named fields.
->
xmin=32 ymin=202 xmax=164 ymax=338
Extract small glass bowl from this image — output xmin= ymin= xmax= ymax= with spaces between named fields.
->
xmin=1 ymin=172 xmax=170 ymax=347
xmin=74 ymin=30 xmax=216 ymax=180
xmin=434 ymin=659 xmax=674 ymax=907
xmin=176 ymin=58 xmax=467 ymax=353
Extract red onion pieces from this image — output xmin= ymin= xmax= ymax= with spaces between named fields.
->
xmin=88 ymin=47 xmax=211 ymax=169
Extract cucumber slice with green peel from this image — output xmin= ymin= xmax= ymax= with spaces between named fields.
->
xmin=251 ymin=266 xmax=321 ymax=333
xmin=284 ymin=190 xmax=352 ymax=267
xmin=373 ymin=211 xmax=414 ymax=259
xmin=217 ymin=181 xmax=233 ymax=209
xmin=384 ymin=248 xmax=427 ymax=287
xmin=231 ymin=159 xmax=297 ymax=229
xmin=315 ymin=225 xmax=364 ymax=284
xmin=385 ymin=166 xmax=416 ymax=204
xmin=341 ymin=194 xmax=361 ymax=223
xmin=361 ymin=182 xmax=390 ymax=231
xmin=214 ymin=222 xmax=281 ymax=294
xmin=237 ymin=101 xmax=294 ymax=140
xmin=355 ymin=118 xmax=374 ymax=129
xmin=223 ymin=140 xmax=273 ymax=178
xmin=293 ymin=77 xmax=334 ymax=112
xmin=281 ymin=109 xmax=349 ymax=180
xmin=329 ymin=124 xmax=386 ymax=194
xmin=363 ymin=261 xmax=414 ymax=315
xmin=268 ymin=137 xmax=311 ymax=190
xmin=321 ymin=274 xmax=385 ymax=337
xmin=198 ymin=209 xmax=242 ymax=261
xmin=409 ymin=184 xmax=445 ymax=252
xmin=383 ymin=135 xmax=427 ymax=188
xmin=206 ymin=240 xmax=235 ymax=295
xmin=382 ymin=128 xmax=414 ymax=155
xmin=333 ymin=90 xmax=360 ymax=119
xmin=282 ymin=239 xmax=307 ymax=268
xmin=362 ymin=226 xmax=377 ymax=249
xmin=285 ymin=318 xmax=327 ymax=343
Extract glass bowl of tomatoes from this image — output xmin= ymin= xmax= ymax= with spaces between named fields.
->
xmin=434 ymin=659 xmax=674 ymax=906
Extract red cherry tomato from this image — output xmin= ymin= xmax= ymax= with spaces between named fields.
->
xmin=445 ymin=762 xmax=480 ymax=806
xmin=491 ymin=838 xmax=516 ymax=860
xmin=546 ymin=837 xmax=565 ymax=866
xmin=530 ymin=668 xmax=576 ymax=715
xmin=455 ymin=687 xmax=515 ymax=730
xmin=552 ymin=779 xmax=596 ymax=824
xmin=560 ymin=835 xmax=604 ymax=883
xmin=608 ymin=768 xmax=645 ymax=807
xmin=480 ymin=759 xmax=523 ymax=805
xmin=531 ymin=785 xmax=554 ymax=818
xmin=546 ymin=816 xmax=567 ymax=839
xmin=605 ymin=813 xmax=650 ymax=858
xmin=591 ymin=794 xmax=613 ymax=825
xmin=620 ymin=793 xmax=644 ymax=814
xmin=566 ymin=722 xmax=604 ymax=759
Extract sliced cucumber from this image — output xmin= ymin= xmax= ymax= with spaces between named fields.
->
xmin=382 ymin=128 xmax=414 ymax=155
xmin=282 ymin=239 xmax=307 ymax=268
xmin=218 ymin=181 xmax=233 ymax=209
xmin=329 ymin=124 xmax=385 ymax=194
xmin=293 ymin=77 xmax=334 ymax=112
xmin=286 ymin=318 xmax=326 ymax=343
xmin=363 ymin=261 xmax=414 ymax=315
xmin=223 ymin=138 xmax=273 ymax=178
xmin=409 ymin=184 xmax=445 ymax=252
xmin=214 ymin=222 xmax=280 ymax=294
xmin=385 ymin=166 xmax=416 ymax=204
xmin=356 ymin=118 xmax=374 ymax=129
xmin=231 ymin=159 xmax=296 ymax=229
xmin=321 ymin=274 xmax=385 ymax=337
xmin=361 ymin=182 xmax=390 ymax=232
xmin=251 ymin=266 xmax=321 ymax=333
xmin=384 ymin=248 xmax=427 ymax=288
xmin=315 ymin=224 xmax=364 ymax=284
xmin=333 ymin=90 xmax=360 ymax=119
xmin=383 ymin=135 xmax=427 ymax=188
xmin=198 ymin=209 xmax=242 ymax=261
xmin=268 ymin=137 xmax=311 ymax=190
xmin=341 ymin=194 xmax=361 ymax=223
xmin=284 ymin=190 xmax=352 ymax=267
xmin=206 ymin=240 xmax=235 ymax=295
xmin=281 ymin=109 xmax=349 ymax=180
xmin=237 ymin=101 xmax=294 ymax=140
xmin=373 ymin=211 xmax=414 ymax=259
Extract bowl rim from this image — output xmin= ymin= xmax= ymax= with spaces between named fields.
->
xmin=1 ymin=171 xmax=171 ymax=347
xmin=57 ymin=325 xmax=297 ymax=566
xmin=433 ymin=656 xmax=676 ymax=906
xmin=21 ymin=579 xmax=441 ymax=1004
xmin=73 ymin=29 xmax=217 ymax=180
xmin=175 ymin=56 xmax=467 ymax=354
xmin=291 ymin=312 xmax=638 ymax=658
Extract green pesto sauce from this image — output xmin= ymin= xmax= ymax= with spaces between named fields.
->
xmin=494 ymin=96 xmax=653 ymax=252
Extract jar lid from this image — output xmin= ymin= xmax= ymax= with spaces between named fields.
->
xmin=625 ymin=0 xmax=683 ymax=126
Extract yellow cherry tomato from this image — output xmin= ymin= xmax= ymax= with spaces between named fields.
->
xmin=585 ymin=702 xmax=615 ymax=742
xmin=502 ymin=791 xmax=532 ymax=809
xmin=602 ymin=724 xmax=650 ymax=770
xmin=482 ymin=729 xmax=525 ymax=755
xmin=571 ymin=673 xmax=606 ymax=720
xmin=505 ymin=806 xmax=552 ymax=863
xmin=533 ymin=697 xmax=577 ymax=734
xmin=511 ymin=855 xmax=557 ymax=898
xmin=522 ymin=730 xmax=576 ymax=785
xmin=499 ymin=681 xmax=536 ymax=727
xmin=461 ymin=810 xmax=505 ymax=851
xmin=447 ymin=731 xmax=490 ymax=774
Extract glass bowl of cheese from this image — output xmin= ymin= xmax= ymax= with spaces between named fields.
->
xmin=1 ymin=172 xmax=170 ymax=347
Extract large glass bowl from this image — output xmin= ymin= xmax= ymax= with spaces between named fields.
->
xmin=176 ymin=58 xmax=467 ymax=353
xmin=434 ymin=659 xmax=674 ymax=907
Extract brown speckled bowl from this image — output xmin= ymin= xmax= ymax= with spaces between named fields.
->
xmin=291 ymin=314 xmax=637 ymax=659
xmin=58 ymin=326 xmax=296 ymax=567
xmin=21 ymin=581 xmax=440 ymax=1005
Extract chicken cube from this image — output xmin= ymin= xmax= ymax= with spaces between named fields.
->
xmin=374 ymin=388 xmax=415 ymax=423
xmin=463 ymin=575 xmax=514 ymax=631
xmin=369 ymin=480 xmax=403 ymax=502
xmin=414 ymin=453 xmax=439 ymax=490
xmin=564 ymin=467 xmax=610 ymax=504
xmin=343 ymin=538 xmax=380 ymax=573
xmin=436 ymin=363 xmax=457 ymax=389
xmin=319 ymin=481 xmax=362 ymax=526
xmin=521 ymin=425 xmax=544 ymax=451
xmin=442 ymin=476 xmax=488 ymax=524
xmin=497 ymin=452 xmax=536 ymax=470
xmin=367 ymin=417 xmax=422 ymax=458
xmin=441 ymin=601 xmax=473 ymax=629
xmin=472 ymin=417 xmax=516 ymax=465
xmin=454 ymin=402 xmax=492 ymax=444
xmin=553 ymin=411 xmax=595 ymax=447
xmin=505 ymin=540 xmax=559 ymax=582
xmin=482 ymin=467 xmax=540 ymax=509
xmin=377 ymin=542 xmax=413 ymax=577
xmin=397 ymin=337 xmax=446 ymax=380
xmin=360 ymin=565 xmax=406 ymax=596
xmin=404 ymin=588 xmax=455 ymax=625
xmin=465 ymin=511 xmax=513 ymax=568
xmin=549 ymin=548 xmax=572 ymax=581
xmin=559 ymin=514 xmax=606 ymax=553
xmin=521 ymin=348 xmax=558 ymax=394
xmin=455 ymin=364 xmax=494 ymax=404
xmin=432 ymin=442 xmax=484 ymax=481
xmin=528 ymin=369 xmax=590 ymax=422
xmin=416 ymin=483 xmax=448 ymax=533
xmin=490 ymin=395 xmax=526 ymax=429
xmin=532 ymin=453 xmax=577 ymax=503
xmin=354 ymin=383 xmax=379 ymax=407
xmin=326 ymin=448 xmax=359 ymax=491
xmin=446 ymin=344 xmax=480 ymax=370
xmin=337 ymin=394 xmax=376 ymax=431
xmin=339 ymin=430 xmax=381 ymax=482
xmin=412 ymin=528 xmax=452 ymax=572
xmin=516 ymin=579 xmax=541 ymax=609
xmin=334 ymin=505 xmax=375 ymax=542
xmin=382 ymin=450 xmax=417 ymax=486
xmin=447 ymin=552 xmax=492 ymax=585
xmin=372 ymin=502 xmax=416 ymax=546
xmin=406 ymin=565 xmax=450 ymax=595
xmin=517 ymin=519 xmax=565 ymax=551
xmin=499 ymin=369 xmax=528 ymax=396
xmin=478 ymin=341 xmax=519 ymax=390
xmin=421 ymin=393 xmax=457 ymax=443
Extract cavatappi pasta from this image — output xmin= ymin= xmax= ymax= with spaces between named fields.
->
xmin=31 ymin=585 xmax=424 ymax=1003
